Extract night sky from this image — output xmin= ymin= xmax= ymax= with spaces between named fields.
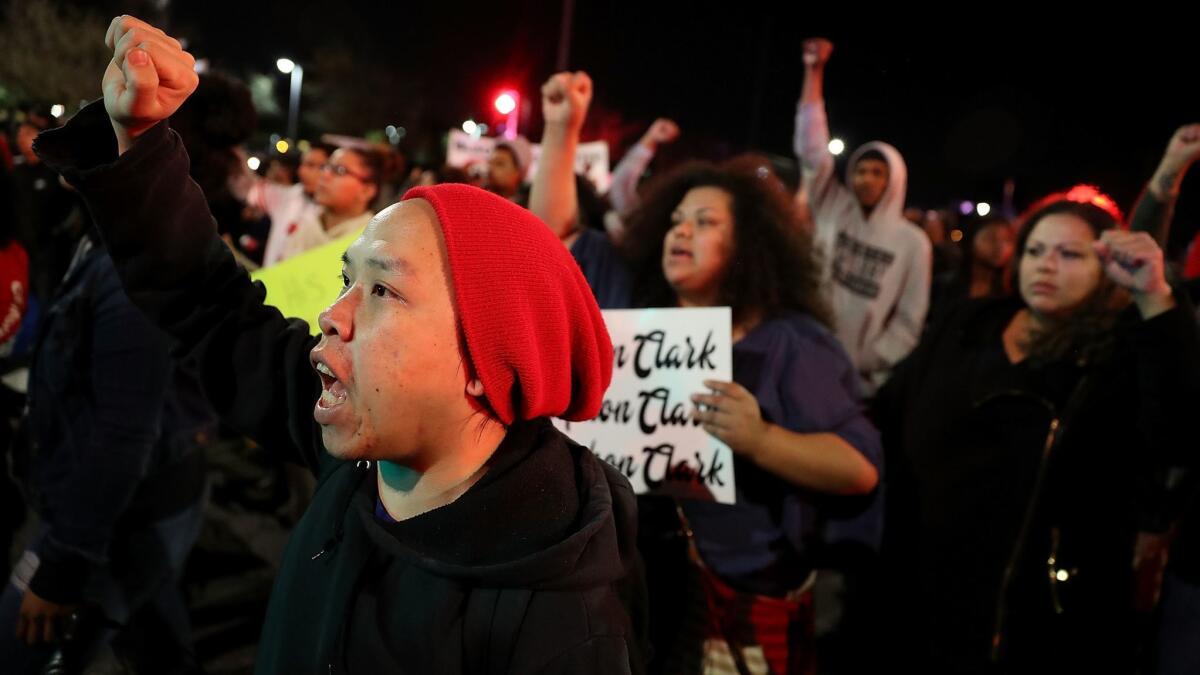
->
xmin=66 ymin=1 xmax=1200 ymax=253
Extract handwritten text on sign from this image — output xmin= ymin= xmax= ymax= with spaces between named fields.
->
xmin=555 ymin=308 xmax=736 ymax=504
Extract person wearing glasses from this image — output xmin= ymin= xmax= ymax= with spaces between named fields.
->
xmin=233 ymin=143 xmax=332 ymax=266
xmin=263 ymin=147 xmax=382 ymax=266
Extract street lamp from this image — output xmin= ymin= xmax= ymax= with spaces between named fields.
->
xmin=276 ymin=58 xmax=304 ymax=142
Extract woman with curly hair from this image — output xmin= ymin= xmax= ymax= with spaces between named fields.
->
xmin=532 ymin=71 xmax=881 ymax=675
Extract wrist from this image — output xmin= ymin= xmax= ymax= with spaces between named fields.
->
xmin=544 ymin=119 xmax=583 ymax=138
xmin=743 ymin=421 xmax=775 ymax=462
xmin=111 ymin=118 xmax=151 ymax=156
xmin=1134 ymin=286 xmax=1175 ymax=320
xmin=1149 ymin=160 xmax=1184 ymax=199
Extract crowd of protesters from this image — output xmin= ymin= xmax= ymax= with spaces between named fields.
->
xmin=1 ymin=15 xmax=1199 ymax=675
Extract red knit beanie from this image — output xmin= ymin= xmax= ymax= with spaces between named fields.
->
xmin=401 ymin=184 xmax=612 ymax=425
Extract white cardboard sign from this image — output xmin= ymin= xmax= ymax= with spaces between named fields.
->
xmin=444 ymin=130 xmax=611 ymax=193
xmin=555 ymin=307 xmax=737 ymax=504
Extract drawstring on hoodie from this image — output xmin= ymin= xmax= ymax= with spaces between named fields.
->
xmin=312 ymin=461 xmax=373 ymax=561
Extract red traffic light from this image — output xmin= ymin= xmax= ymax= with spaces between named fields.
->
xmin=494 ymin=91 xmax=517 ymax=115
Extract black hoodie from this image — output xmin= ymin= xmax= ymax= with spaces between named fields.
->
xmin=36 ymin=102 xmax=642 ymax=674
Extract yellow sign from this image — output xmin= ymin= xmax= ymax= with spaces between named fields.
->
xmin=250 ymin=230 xmax=363 ymax=335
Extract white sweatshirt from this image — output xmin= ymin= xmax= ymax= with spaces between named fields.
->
xmin=795 ymin=101 xmax=931 ymax=395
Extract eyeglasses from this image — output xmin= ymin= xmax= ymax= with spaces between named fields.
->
xmin=320 ymin=163 xmax=371 ymax=182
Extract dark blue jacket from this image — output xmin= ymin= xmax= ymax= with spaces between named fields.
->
xmin=18 ymin=234 xmax=214 ymax=603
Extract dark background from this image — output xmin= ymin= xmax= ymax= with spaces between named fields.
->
xmin=44 ymin=0 xmax=1200 ymax=253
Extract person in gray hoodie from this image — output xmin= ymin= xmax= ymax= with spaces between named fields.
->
xmin=794 ymin=38 xmax=932 ymax=395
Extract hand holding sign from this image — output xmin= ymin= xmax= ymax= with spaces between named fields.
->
xmin=553 ymin=307 xmax=737 ymax=503
xmin=692 ymin=380 xmax=768 ymax=459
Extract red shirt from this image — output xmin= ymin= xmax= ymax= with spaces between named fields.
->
xmin=0 ymin=240 xmax=29 ymax=346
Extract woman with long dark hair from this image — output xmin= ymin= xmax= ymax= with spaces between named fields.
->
xmin=876 ymin=190 xmax=1200 ymax=674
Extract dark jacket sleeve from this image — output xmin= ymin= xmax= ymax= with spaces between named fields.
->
xmin=1128 ymin=184 xmax=1176 ymax=248
xmin=1128 ymin=292 xmax=1200 ymax=464
xmin=29 ymin=258 xmax=172 ymax=604
xmin=35 ymin=101 xmax=328 ymax=474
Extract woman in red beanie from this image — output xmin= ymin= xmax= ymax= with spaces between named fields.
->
xmin=532 ymin=72 xmax=880 ymax=674
xmin=32 ymin=16 xmax=644 ymax=674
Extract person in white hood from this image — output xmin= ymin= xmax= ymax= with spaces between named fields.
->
xmin=794 ymin=38 xmax=931 ymax=395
